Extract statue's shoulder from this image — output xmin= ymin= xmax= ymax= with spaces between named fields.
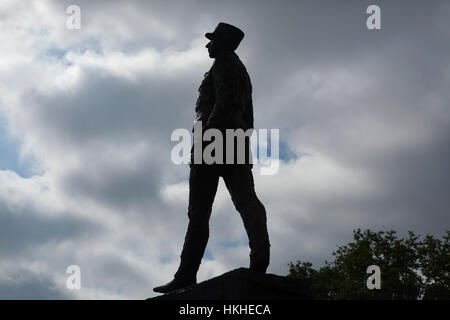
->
xmin=212 ymin=53 xmax=245 ymax=77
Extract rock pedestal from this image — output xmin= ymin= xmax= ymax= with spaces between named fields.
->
xmin=150 ymin=268 xmax=311 ymax=300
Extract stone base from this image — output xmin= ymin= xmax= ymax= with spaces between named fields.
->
xmin=150 ymin=268 xmax=311 ymax=300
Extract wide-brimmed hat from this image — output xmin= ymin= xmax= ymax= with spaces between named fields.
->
xmin=205 ymin=22 xmax=244 ymax=51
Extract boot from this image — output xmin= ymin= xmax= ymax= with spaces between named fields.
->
xmin=153 ymin=276 xmax=196 ymax=294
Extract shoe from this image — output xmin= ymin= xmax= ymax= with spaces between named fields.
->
xmin=153 ymin=277 xmax=196 ymax=294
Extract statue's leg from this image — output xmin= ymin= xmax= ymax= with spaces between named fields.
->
xmin=174 ymin=164 xmax=220 ymax=281
xmin=223 ymin=165 xmax=270 ymax=273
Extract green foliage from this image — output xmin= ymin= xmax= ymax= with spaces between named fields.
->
xmin=288 ymin=229 xmax=450 ymax=300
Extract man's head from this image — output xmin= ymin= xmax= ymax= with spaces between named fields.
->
xmin=205 ymin=22 xmax=244 ymax=58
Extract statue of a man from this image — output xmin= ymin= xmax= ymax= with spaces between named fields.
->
xmin=154 ymin=22 xmax=270 ymax=294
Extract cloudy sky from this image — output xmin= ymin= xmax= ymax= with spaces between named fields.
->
xmin=0 ymin=0 xmax=449 ymax=299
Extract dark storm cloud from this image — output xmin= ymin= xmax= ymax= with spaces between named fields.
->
xmin=223 ymin=0 xmax=450 ymax=236
xmin=20 ymin=52 xmax=203 ymax=210
xmin=0 ymin=201 xmax=98 ymax=255
xmin=23 ymin=65 xmax=196 ymax=148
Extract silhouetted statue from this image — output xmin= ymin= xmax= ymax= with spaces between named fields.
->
xmin=154 ymin=22 xmax=270 ymax=294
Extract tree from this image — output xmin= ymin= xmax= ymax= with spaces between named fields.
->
xmin=288 ymin=229 xmax=450 ymax=300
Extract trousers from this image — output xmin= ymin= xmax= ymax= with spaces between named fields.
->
xmin=174 ymin=164 xmax=270 ymax=281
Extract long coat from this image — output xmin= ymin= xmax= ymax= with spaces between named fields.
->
xmin=190 ymin=51 xmax=254 ymax=167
